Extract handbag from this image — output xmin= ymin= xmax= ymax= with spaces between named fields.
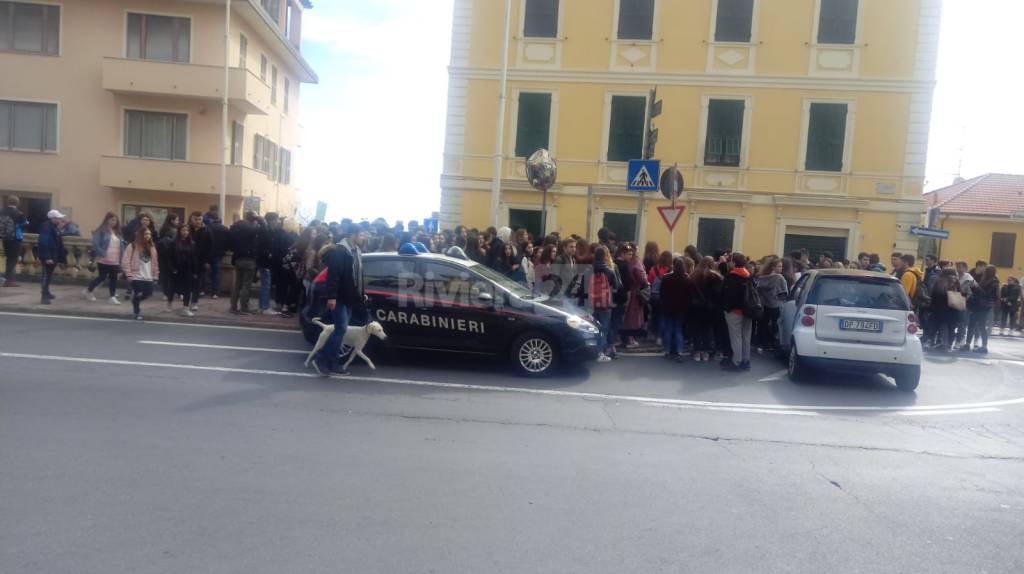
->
xmin=948 ymin=290 xmax=967 ymax=311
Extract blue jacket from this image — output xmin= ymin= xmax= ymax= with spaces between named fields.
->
xmin=37 ymin=220 xmax=66 ymax=263
xmin=91 ymin=229 xmax=124 ymax=260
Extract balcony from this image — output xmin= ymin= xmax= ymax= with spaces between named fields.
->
xmin=100 ymin=156 xmax=275 ymax=197
xmin=102 ymin=57 xmax=272 ymax=115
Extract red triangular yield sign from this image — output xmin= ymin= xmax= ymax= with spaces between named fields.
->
xmin=657 ymin=206 xmax=685 ymax=231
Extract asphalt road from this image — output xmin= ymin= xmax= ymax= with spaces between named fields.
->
xmin=1 ymin=311 xmax=1022 ymax=573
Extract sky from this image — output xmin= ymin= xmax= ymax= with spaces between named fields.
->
xmin=295 ymin=0 xmax=1024 ymax=224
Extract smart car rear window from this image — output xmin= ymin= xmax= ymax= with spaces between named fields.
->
xmin=806 ymin=276 xmax=909 ymax=311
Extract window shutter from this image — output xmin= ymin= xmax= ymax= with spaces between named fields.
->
xmin=806 ymin=103 xmax=847 ymax=172
xmin=617 ymin=0 xmax=654 ymax=40
xmin=253 ymin=134 xmax=263 ymax=171
xmin=818 ymin=0 xmax=858 ymax=44
xmin=607 ymin=95 xmax=646 ymax=162
xmin=514 ymin=92 xmax=552 ymax=158
xmin=991 ymin=233 xmax=1017 ymax=268
xmin=524 ymin=0 xmax=559 ymax=38
xmin=715 ymin=0 xmax=753 ymax=42
xmin=697 ymin=218 xmax=736 ymax=256
xmin=704 ymin=99 xmax=744 ymax=167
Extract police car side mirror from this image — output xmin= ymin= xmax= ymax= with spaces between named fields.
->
xmin=476 ymin=291 xmax=493 ymax=302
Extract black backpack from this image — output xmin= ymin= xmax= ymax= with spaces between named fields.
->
xmin=743 ymin=278 xmax=764 ymax=320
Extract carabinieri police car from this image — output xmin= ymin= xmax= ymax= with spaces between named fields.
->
xmin=301 ymin=252 xmax=602 ymax=376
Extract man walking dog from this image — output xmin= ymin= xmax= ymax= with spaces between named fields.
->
xmin=311 ymin=222 xmax=368 ymax=376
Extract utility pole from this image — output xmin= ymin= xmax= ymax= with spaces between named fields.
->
xmin=489 ymin=0 xmax=513 ymax=228
xmin=635 ymin=88 xmax=661 ymax=243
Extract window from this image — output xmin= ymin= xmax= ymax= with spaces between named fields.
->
xmin=231 ymin=121 xmax=244 ymax=165
xmin=617 ymin=0 xmax=654 ymax=41
xmin=261 ymin=0 xmax=280 ymax=24
xmin=285 ymin=3 xmax=294 ymax=39
xmin=0 ymin=100 xmax=57 ymax=152
xmin=991 ymin=233 xmax=1017 ymax=268
xmin=279 ymin=148 xmax=292 ymax=184
xmin=808 ymin=276 xmax=909 ymax=311
xmin=607 ymin=95 xmax=646 ymax=162
xmin=715 ymin=0 xmax=753 ymax=42
xmin=704 ymin=99 xmax=744 ymax=167
xmin=514 ymin=93 xmax=551 ymax=158
xmin=0 ymin=1 xmax=60 ymax=55
xmin=124 ymin=110 xmax=187 ymax=160
xmin=126 ymin=13 xmax=190 ymax=63
xmin=239 ymin=34 xmax=247 ymax=68
xmin=603 ymin=213 xmax=637 ymax=244
xmin=783 ymin=233 xmax=848 ymax=262
xmin=818 ymin=0 xmax=858 ymax=44
xmin=805 ymin=102 xmax=848 ymax=172
xmin=284 ymin=77 xmax=290 ymax=113
xmin=363 ymin=259 xmax=417 ymax=292
xmin=1 ymin=192 xmax=49 ymax=233
xmin=271 ymin=65 xmax=278 ymax=105
xmin=696 ymin=218 xmax=735 ymax=256
xmin=524 ymin=0 xmax=558 ymax=38
xmin=509 ymin=209 xmax=543 ymax=241
xmin=253 ymin=134 xmax=264 ymax=170
xmin=424 ymin=263 xmax=479 ymax=305
xmin=260 ymin=55 xmax=267 ymax=81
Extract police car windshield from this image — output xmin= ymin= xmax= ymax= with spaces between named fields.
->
xmin=466 ymin=261 xmax=536 ymax=299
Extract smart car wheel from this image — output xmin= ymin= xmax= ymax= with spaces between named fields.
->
xmin=788 ymin=343 xmax=811 ymax=384
xmin=512 ymin=333 xmax=558 ymax=377
xmin=895 ymin=366 xmax=921 ymax=392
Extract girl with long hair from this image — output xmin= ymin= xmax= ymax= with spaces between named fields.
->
xmin=121 ymin=227 xmax=159 ymax=321
xmin=172 ymin=224 xmax=200 ymax=316
xmin=965 ymin=265 xmax=1000 ymax=353
xmin=84 ymin=212 xmax=123 ymax=304
xmin=755 ymin=257 xmax=788 ymax=353
xmin=590 ymin=246 xmax=623 ymax=362
xmin=534 ymin=243 xmax=557 ymax=295
xmin=642 ymin=241 xmax=660 ymax=273
xmin=691 ymin=256 xmax=726 ymax=362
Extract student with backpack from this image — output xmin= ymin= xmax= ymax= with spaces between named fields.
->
xmin=755 ymin=257 xmax=788 ymax=353
xmin=589 ymin=246 xmax=622 ymax=362
xmin=0 ymin=195 xmax=28 ymax=287
xmin=647 ymin=251 xmax=672 ymax=344
xmin=721 ymin=252 xmax=759 ymax=371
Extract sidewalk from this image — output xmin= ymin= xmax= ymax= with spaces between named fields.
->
xmin=0 ymin=280 xmax=298 ymax=330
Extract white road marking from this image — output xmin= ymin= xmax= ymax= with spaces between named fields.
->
xmin=898 ymin=408 xmax=1001 ymax=416
xmin=2 ymin=352 xmax=1022 ymax=417
xmin=0 ymin=311 xmax=300 ymax=334
xmin=758 ymin=369 xmax=789 ymax=382
xmin=138 ymin=341 xmax=308 ymax=354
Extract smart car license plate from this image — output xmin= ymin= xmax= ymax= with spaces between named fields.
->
xmin=839 ymin=319 xmax=882 ymax=332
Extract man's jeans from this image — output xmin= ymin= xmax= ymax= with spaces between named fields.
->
xmin=316 ymin=304 xmax=351 ymax=371
xmin=258 ymin=267 xmax=272 ymax=311
xmin=661 ymin=317 xmax=684 ymax=356
xmin=208 ymin=260 xmax=221 ymax=295
xmin=41 ymin=262 xmax=57 ymax=297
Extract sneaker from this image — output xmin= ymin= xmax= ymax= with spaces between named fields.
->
xmin=109 ymin=296 xmax=121 ymax=305
xmin=134 ymin=315 xmax=144 ymax=321
xmin=332 ymin=366 xmax=351 ymax=376
xmin=211 ymin=294 xmax=219 ymax=299
xmin=83 ymin=289 xmax=96 ymax=301
xmin=740 ymin=361 xmax=752 ymax=370
xmin=230 ymin=308 xmax=243 ymax=315
xmin=625 ymin=340 xmax=639 ymax=349
xmin=189 ymin=304 xmax=198 ymax=312
xmin=259 ymin=309 xmax=279 ymax=316
xmin=182 ymin=309 xmax=195 ymax=318
xmin=165 ymin=302 xmax=173 ymax=312
xmin=40 ymin=298 xmax=51 ymax=305
xmin=596 ymin=354 xmax=612 ymax=363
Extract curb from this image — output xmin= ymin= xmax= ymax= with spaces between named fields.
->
xmin=0 ymin=304 xmax=300 ymax=332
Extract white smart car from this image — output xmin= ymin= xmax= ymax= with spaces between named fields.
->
xmin=779 ymin=270 xmax=923 ymax=392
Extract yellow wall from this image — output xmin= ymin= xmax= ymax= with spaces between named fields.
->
xmin=939 ymin=219 xmax=1024 ymax=276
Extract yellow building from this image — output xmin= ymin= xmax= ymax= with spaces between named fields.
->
xmin=0 ymin=0 xmax=317 ymax=232
xmin=440 ymin=0 xmax=941 ymax=261
xmin=926 ymin=174 xmax=1024 ymax=277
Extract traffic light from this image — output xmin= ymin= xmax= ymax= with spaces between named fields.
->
xmin=644 ymin=88 xmax=662 ymax=160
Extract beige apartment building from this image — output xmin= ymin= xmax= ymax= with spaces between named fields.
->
xmin=0 ymin=0 xmax=317 ymax=233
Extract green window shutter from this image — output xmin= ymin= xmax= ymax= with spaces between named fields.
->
xmin=805 ymin=103 xmax=847 ymax=172
xmin=704 ymin=99 xmax=744 ymax=167
xmin=514 ymin=93 xmax=552 ymax=158
xmin=715 ymin=0 xmax=753 ymax=42
xmin=607 ymin=95 xmax=646 ymax=162
xmin=524 ymin=0 xmax=559 ymax=38
xmin=818 ymin=0 xmax=858 ymax=44
xmin=991 ymin=233 xmax=1016 ymax=268
xmin=617 ymin=0 xmax=654 ymax=40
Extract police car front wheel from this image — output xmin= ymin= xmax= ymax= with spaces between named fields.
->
xmin=512 ymin=333 xmax=558 ymax=377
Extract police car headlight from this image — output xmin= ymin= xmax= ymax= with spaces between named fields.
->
xmin=567 ymin=316 xmax=599 ymax=334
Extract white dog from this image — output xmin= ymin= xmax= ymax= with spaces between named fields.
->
xmin=305 ymin=319 xmax=388 ymax=371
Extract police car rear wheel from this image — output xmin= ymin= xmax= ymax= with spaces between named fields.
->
xmin=513 ymin=333 xmax=557 ymax=377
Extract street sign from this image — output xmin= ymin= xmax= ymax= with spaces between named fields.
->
xmin=657 ymin=206 xmax=685 ymax=231
xmin=315 ymin=201 xmax=328 ymax=221
xmin=627 ymin=159 xmax=660 ymax=192
xmin=909 ymin=226 xmax=950 ymax=240
xmin=659 ymin=166 xmax=684 ymax=201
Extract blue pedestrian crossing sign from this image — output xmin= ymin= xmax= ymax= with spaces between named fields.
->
xmin=627 ymin=160 xmax=660 ymax=192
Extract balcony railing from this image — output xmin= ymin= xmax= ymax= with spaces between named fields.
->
xmin=100 ymin=156 xmax=274 ymax=197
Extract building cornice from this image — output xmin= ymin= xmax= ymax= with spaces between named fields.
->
xmin=449 ymin=66 xmax=935 ymax=93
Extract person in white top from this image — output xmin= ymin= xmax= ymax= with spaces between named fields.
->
xmin=84 ymin=212 xmax=124 ymax=304
xmin=121 ymin=228 xmax=160 ymax=321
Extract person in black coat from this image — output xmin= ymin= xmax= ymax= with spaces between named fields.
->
xmin=172 ymin=225 xmax=200 ymax=316
xmin=228 ymin=212 xmax=260 ymax=314
xmin=188 ymin=211 xmax=211 ymax=304
xmin=205 ymin=216 xmax=229 ymax=297
xmin=311 ymin=222 xmax=368 ymax=376
xmin=659 ymin=257 xmax=699 ymax=360
xmin=36 ymin=210 xmax=67 ymax=304
xmin=1 ymin=195 xmax=29 ymax=286
xmin=155 ymin=221 xmax=177 ymax=312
